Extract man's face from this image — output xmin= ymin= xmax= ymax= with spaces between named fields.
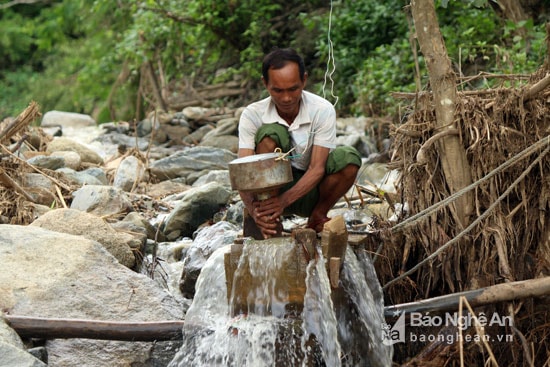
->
xmin=263 ymin=62 xmax=307 ymax=120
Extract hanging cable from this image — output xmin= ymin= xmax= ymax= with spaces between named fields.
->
xmin=322 ymin=0 xmax=339 ymax=107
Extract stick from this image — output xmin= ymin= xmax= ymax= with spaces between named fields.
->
xmin=0 ymin=168 xmax=35 ymax=202
xmin=384 ymin=276 xmax=550 ymax=317
xmin=4 ymin=315 xmax=184 ymax=341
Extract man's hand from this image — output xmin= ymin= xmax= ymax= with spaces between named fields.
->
xmin=250 ymin=197 xmax=285 ymax=239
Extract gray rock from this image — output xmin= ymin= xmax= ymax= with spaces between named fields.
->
xmin=119 ymin=212 xmax=164 ymax=242
xmin=30 ymin=208 xmax=136 ymax=268
xmin=46 ymin=137 xmax=104 ymax=165
xmin=145 ymin=180 xmax=191 ymax=199
xmin=0 ymin=224 xmax=183 ymax=367
xmin=56 ymin=168 xmax=104 ymax=186
xmin=70 ymin=185 xmax=134 ymax=218
xmin=50 ymin=150 xmax=82 ymax=170
xmin=100 ymin=121 xmax=131 ymax=134
xmin=95 ymin=132 xmax=150 ymax=151
xmin=182 ymin=124 xmax=214 ymax=145
xmin=192 ymin=169 xmax=231 ymax=188
xmin=23 ymin=173 xmax=55 ymax=191
xmin=163 ymin=182 xmax=232 ymax=239
xmin=201 ymin=117 xmax=238 ymax=140
xmin=0 ymin=315 xmax=25 ymax=350
xmin=26 ymin=155 xmax=65 ymax=170
xmin=41 ymin=110 xmax=96 ymax=128
xmin=149 ymin=146 xmax=236 ymax=181
xmin=182 ymin=106 xmax=210 ymax=121
xmin=81 ymin=167 xmax=109 ymax=185
xmin=113 ymin=155 xmax=147 ymax=192
xmin=199 ymin=135 xmax=239 ymax=153
xmin=0 ymin=340 xmax=47 ymax=367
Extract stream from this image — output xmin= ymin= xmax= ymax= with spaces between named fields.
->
xmin=166 ymin=237 xmax=393 ymax=366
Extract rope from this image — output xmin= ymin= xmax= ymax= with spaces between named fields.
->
xmin=273 ymin=147 xmax=296 ymax=161
xmin=383 ymin=140 xmax=549 ymax=289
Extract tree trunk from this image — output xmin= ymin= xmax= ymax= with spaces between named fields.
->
xmin=490 ymin=0 xmax=529 ymax=23
xmin=410 ymin=0 xmax=474 ymax=228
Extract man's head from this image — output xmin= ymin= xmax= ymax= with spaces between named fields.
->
xmin=261 ymin=48 xmax=306 ymax=84
xmin=261 ymin=48 xmax=307 ymax=122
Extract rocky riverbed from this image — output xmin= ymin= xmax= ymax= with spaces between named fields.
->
xmin=0 ymin=107 xmax=398 ymax=366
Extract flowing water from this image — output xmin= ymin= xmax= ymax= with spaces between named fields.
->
xmin=168 ymin=237 xmax=393 ymax=366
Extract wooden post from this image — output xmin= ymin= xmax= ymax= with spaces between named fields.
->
xmin=320 ymin=216 xmax=348 ymax=289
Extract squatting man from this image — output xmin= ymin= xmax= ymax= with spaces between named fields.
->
xmin=237 ymin=47 xmax=362 ymax=239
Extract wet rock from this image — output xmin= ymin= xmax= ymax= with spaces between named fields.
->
xmin=46 ymin=137 xmax=104 ymax=165
xmin=113 ymin=155 xmax=147 ymax=192
xmin=0 ymin=224 xmax=183 ymax=367
xmin=163 ymin=182 xmax=232 ymax=239
xmin=70 ymin=185 xmax=134 ymax=217
xmin=41 ymin=110 xmax=96 ymax=128
xmin=149 ymin=146 xmax=236 ymax=181
xmin=224 ymin=200 xmax=245 ymax=226
xmin=179 ymin=221 xmax=240 ymax=298
xmin=30 ymin=208 xmax=137 ymax=268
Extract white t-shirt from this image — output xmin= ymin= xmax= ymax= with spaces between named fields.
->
xmin=238 ymin=90 xmax=337 ymax=171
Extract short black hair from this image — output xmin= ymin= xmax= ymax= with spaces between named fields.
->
xmin=262 ymin=48 xmax=306 ymax=84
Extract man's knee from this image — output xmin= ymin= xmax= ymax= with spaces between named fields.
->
xmin=256 ymin=136 xmax=279 ymax=154
xmin=332 ymin=163 xmax=359 ymax=184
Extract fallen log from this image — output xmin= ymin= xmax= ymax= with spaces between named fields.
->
xmin=384 ymin=276 xmax=550 ymax=317
xmin=4 ymin=315 xmax=184 ymax=341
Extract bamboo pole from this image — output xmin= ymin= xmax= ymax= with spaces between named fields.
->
xmin=4 ymin=315 xmax=184 ymax=341
xmin=384 ymin=276 xmax=550 ymax=317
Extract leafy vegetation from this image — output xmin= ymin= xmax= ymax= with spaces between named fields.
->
xmin=0 ymin=0 xmax=547 ymax=121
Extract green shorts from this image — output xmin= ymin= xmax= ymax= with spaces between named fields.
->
xmin=255 ymin=123 xmax=362 ymax=217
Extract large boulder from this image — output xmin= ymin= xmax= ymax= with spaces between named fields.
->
xmin=0 ymin=224 xmax=184 ymax=366
xmin=30 ymin=208 xmax=138 ymax=268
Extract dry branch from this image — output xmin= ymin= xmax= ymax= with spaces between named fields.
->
xmin=0 ymin=168 xmax=34 ymax=202
xmin=523 ymin=72 xmax=550 ymax=101
xmin=4 ymin=315 xmax=185 ymax=341
xmin=0 ymin=101 xmax=40 ymax=144
xmin=384 ymin=276 xmax=550 ymax=317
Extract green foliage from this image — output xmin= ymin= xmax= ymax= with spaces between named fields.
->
xmin=310 ymin=0 xmax=409 ymax=112
xmin=352 ymin=39 xmax=419 ymax=116
xmin=0 ymin=0 xmax=548 ymax=120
